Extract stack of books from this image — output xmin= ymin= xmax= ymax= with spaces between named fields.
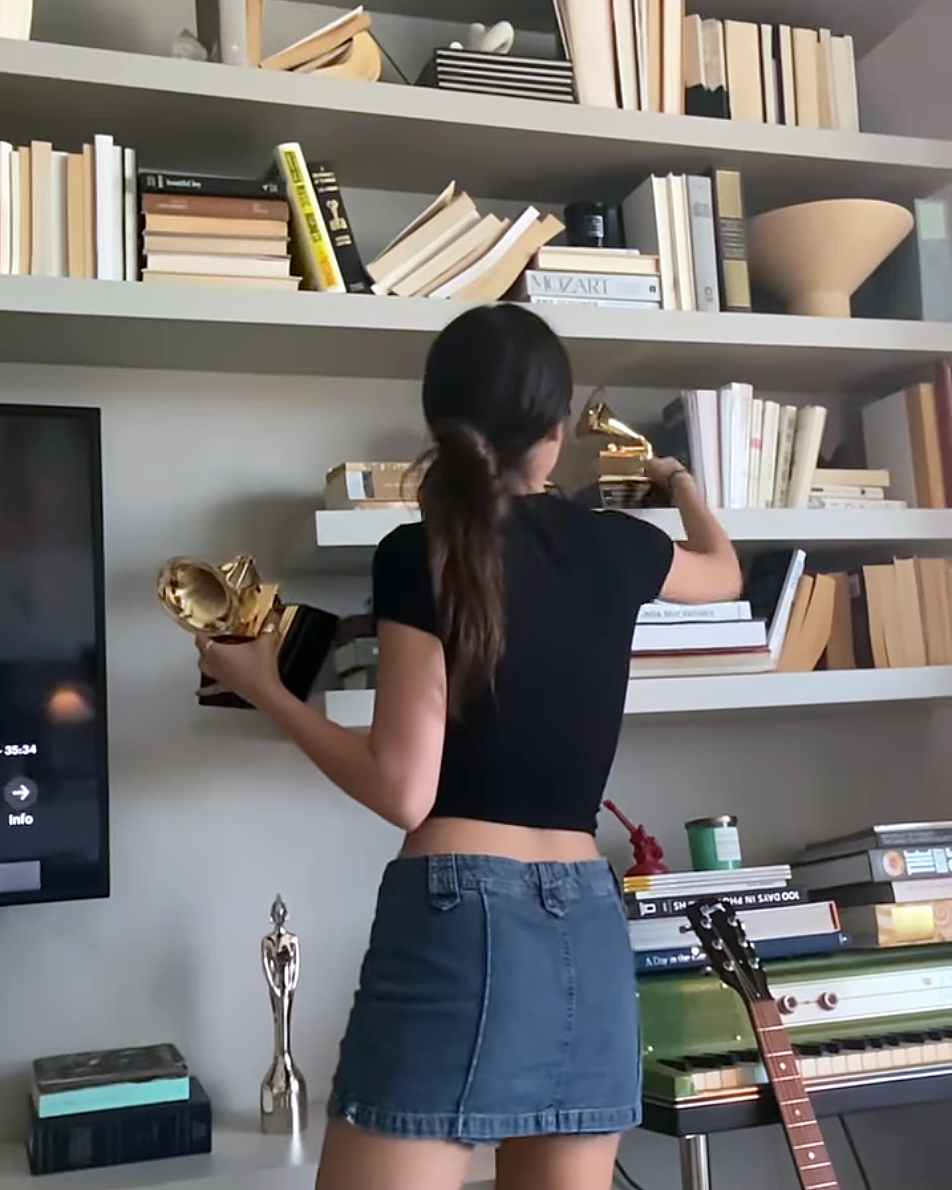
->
xmin=0 ymin=135 xmax=136 ymax=280
xmin=809 ymin=468 xmax=898 ymax=510
xmin=324 ymin=461 xmax=416 ymax=510
xmin=138 ymin=169 xmax=298 ymax=291
xmin=366 ymin=181 xmax=561 ymax=301
xmin=630 ymin=549 xmax=804 ymax=678
xmin=862 ymin=365 xmax=952 ymax=509
xmin=622 ymin=170 xmax=751 ymax=313
xmin=28 ymin=1043 xmax=210 ymax=1176
xmin=659 ymin=389 xmax=828 ymax=509
xmin=417 ymin=49 xmax=576 ymax=102
xmin=554 ymin=1 xmax=859 ymax=131
xmin=623 ymin=864 xmax=845 ymax=973
xmin=513 ymin=245 xmax=662 ymax=310
xmin=794 ymin=823 xmax=952 ymax=950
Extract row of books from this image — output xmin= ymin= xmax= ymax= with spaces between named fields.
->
xmin=795 ymin=822 xmax=952 ymax=950
xmin=622 ymin=170 xmax=752 ymax=314
xmin=862 ymin=366 xmax=952 ymax=510
xmin=848 ymin=558 xmax=952 ymax=670
xmin=417 ymin=48 xmax=576 ymax=104
xmin=622 ymin=863 xmax=845 ymax=973
xmin=556 ymin=1 xmax=860 ymax=132
xmin=658 ymin=391 xmax=833 ymax=510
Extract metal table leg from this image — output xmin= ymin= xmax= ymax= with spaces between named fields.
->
xmin=679 ymin=1134 xmax=712 ymax=1190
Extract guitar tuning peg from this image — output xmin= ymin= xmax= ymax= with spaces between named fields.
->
xmin=712 ymin=938 xmax=725 ymax=950
xmin=727 ymin=913 xmax=740 ymax=927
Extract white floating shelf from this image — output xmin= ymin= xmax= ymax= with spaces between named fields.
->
xmin=316 ymin=507 xmax=952 ymax=550
xmin=0 ymin=39 xmax=949 ymax=208
xmin=6 ymin=278 xmax=950 ymax=390
xmin=324 ymin=668 xmax=952 ymax=728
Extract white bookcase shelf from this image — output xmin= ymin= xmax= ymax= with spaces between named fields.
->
xmin=0 ymin=39 xmax=950 ymax=208
xmin=315 ymin=507 xmax=952 ymax=550
xmin=2 ymin=278 xmax=952 ymax=391
xmin=324 ymin=668 xmax=952 ymax=727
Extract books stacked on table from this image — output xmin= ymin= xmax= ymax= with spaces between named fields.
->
xmin=28 ymin=1044 xmax=210 ymax=1175
xmin=630 ymin=549 xmax=805 ymax=678
xmin=366 ymin=181 xmax=561 ymax=301
xmin=623 ymin=864 xmax=846 ymax=974
xmin=139 ymin=169 xmax=298 ymax=291
xmin=794 ymin=823 xmax=952 ymax=950
xmin=554 ymin=0 xmax=859 ymax=132
xmin=0 ymin=135 xmax=136 ymax=280
xmin=512 ymin=246 xmax=662 ymax=310
xmin=417 ymin=49 xmax=576 ymax=103
xmin=622 ymin=170 xmax=751 ymax=313
xmin=862 ymin=365 xmax=952 ymax=509
xmin=657 ymin=389 xmax=830 ymax=509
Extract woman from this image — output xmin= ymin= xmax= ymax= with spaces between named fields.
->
xmin=199 ymin=305 xmax=741 ymax=1190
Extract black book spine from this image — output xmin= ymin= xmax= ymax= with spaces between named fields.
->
xmin=685 ymin=85 xmax=731 ymax=120
xmin=310 ymin=165 xmax=371 ymax=294
xmin=138 ymin=171 xmax=282 ymax=199
xmin=29 ymin=1080 xmax=212 ymax=1175
xmin=626 ymin=886 xmax=804 ymax=919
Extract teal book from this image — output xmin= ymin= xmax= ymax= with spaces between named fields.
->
xmin=33 ymin=1043 xmax=189 ymax=1119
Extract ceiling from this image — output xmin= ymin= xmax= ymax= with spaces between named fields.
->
xmin=309 ymin=0 xmax=926 ymax=57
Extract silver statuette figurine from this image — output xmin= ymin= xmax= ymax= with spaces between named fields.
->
xmin=260 ymin=894 xmax=308 ymax=1135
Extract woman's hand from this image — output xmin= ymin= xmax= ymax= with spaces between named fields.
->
xmin=196 ymin=628 xmax=282 ymax=707
xmin=644 ymin=456 xmax=689 ymax=488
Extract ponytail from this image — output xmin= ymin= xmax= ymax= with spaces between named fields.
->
xmin=418 ymin=422 xmax=509 ymax=715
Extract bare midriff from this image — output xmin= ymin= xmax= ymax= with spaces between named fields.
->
xmin=401 ymin=817 xmax=601 ymax=863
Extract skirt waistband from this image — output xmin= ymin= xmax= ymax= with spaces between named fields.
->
xmin=385 ymin=854 xmax=620 ymax=908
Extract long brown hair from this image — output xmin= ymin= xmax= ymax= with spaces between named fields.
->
xmin=419 ymin=306 xmax=572 ymax=714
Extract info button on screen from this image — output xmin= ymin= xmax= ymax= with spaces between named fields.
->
xmin=4 ymin=777 xmax=37 ymax=811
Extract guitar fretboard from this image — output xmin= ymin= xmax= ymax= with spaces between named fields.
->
xmin=750 ymin=1001 xmax=841 ymax=1190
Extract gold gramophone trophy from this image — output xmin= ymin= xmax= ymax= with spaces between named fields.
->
xmin=157 ymin=555 xmax=338 ymax=708
xmin=576 ymin=393 xmax=656 ymax=509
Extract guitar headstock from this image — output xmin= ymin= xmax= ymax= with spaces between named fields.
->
xmin=685 ymin=900 xmax=772 ymax=1003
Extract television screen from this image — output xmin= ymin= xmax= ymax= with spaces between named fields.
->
xmin=0 ymin=406 xmax=109 ymax=905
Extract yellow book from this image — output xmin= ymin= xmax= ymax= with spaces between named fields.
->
xmin=273 ymin=142 xmax=344 ymax=293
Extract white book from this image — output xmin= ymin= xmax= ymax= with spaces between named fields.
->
xmin=695 ymin=388 xmax=721 ymax=507
xmin=431 ymin=207 xmax=540 ymax=298
xmin=660 ymin=0 xmax=684 ymax=115
xmin=768 ymin=549 xmax=807 ymax=663
xmin=807 ymin=496 xmax=907 ymax=510
xmin=720 ymin=383 xmax=752 ymax=509
xmin=681 ymin=391 xmax=704 ymax=499
xmin=612 ymin=0 xmax=639 ymax=110
xmin=667 ymin=175 xmax=695 ymax=312
xmin=760 ymin=24 xmax=778 ymax=124
xmin=559 ymin=0 xmax=619 ymax=108
xmin=622 ymin=176 xmax=676 ymax=310
xmin=8 ymin=147 xmax=20 ymax=275
xmin=758 ymin=400 xmax=780 ymax=508
xmin=686 ymin=175 xmax=720 ymax=313
xmin=832 ymin=35 xmax=859 ymax=132
xmin=397 ymin=214 xmax=506 ymax=297
xmin=772 ymin=404 xmax=798 ymax=508
xmin=633 ymin=619 xmax=767 ymax=653
xmin=372 ymin=196 xmax=480 ymax=294
xmin=218 ymin=0 xmax=249 ymax=66
xmin=49 ymin=150 xmax=67 ymax=278
xmin=0 ymin=0 xmax=33 ymax=39
xmin=638 ymin=600 xmax=752 ymax=624
xmin=145 ymin=252 xmax=291 ymax=277
xmin=0 ymin=141 xmax=11 ymax=275
xmin=747 ymin=397 xmax=764 ymax=509
xmin=634 ymin=0 xmax=650 ymax=111
xmin=93 ymin=134 xmax=122 ymax=281
xmin=123 ymin=146 xmax=137 ymax=281
xmin=778 ymin=25 xmax=797 ymax=125
xmin=787 ymin=405 xmax=828 ymax=508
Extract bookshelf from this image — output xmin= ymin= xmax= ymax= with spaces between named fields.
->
xmin=3 ymin=278 xmax=952 ymax=391
xmin=315 ymin=508 xmax=952 ymax=550
xmin=323 ymin=668 xmax=952 ymax=728
xmin=2 ymin=40 xmax=952 ymax=210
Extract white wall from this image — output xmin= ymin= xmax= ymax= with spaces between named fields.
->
xmin=0 ymin=4 xmax=950 ymax=1189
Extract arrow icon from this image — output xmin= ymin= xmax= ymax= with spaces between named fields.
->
xmin=3 ymin=777 xmax=37 ymax=811
xmin=10 ymin=785 xmax=29 ymax=802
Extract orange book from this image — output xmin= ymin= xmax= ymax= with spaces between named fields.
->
xmin=905 ymin=382 xmax=945 ymax=509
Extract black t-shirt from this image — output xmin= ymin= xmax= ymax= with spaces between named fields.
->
xmin=372 ymin=493 xmax=674 ymax=834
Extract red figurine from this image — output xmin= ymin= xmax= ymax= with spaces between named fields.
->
xmin=603 ymin=800 xmax=670 ymax=876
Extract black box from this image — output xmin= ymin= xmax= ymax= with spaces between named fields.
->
xmin=28 ymin=1077 xmax=212 ymax=1175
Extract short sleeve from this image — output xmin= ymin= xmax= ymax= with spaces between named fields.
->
xmin=372 ymin=525 xmax=440 ymax=637
xmin=600 ymin=511 xmax=675 ymax=606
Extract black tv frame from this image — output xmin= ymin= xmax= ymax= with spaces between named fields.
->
xmin=0 ymin=404 xmax=110 ymax=906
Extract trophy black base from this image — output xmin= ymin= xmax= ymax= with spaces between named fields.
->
xmin=199 ymin=604 xmax=340 ymax=708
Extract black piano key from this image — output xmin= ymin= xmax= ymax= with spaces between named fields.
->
xmin=796 ymin=1043 xmax=824 ymax=1056
xmin=926 ymin=1030 xmax=945 ymax=1043
xmin=843 ymin=1039 xmax=868 ymax=1052
xmin=660 ymin=1059 xmax=690 ymax=1072
xmin=900 ymin=1032 xmax=927 ymax=1043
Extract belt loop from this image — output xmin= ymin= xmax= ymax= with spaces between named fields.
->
xmin=538 ymin=864 xmax=566 ymax=918
xmin=427 ymin=855 xmax=461 ymax=911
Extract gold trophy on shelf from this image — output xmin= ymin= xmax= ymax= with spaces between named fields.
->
xmin=157 ymin=555 xmax=338 ymax=707
xmin=575 ymin=393 xmax=656 ymax=509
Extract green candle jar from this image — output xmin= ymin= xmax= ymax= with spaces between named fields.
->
xmin=686 ymin=816 xmax=742 ymax=871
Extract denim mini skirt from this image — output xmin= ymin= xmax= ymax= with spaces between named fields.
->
xmin=328 ymin=854 xmax=641 ymax=1142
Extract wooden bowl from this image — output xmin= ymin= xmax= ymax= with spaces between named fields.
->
xmin=748 ymin=199 xmax=915 ymax=318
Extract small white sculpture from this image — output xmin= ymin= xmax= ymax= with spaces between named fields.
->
xmin=449 ymin=20 xmax=515 ymax=55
